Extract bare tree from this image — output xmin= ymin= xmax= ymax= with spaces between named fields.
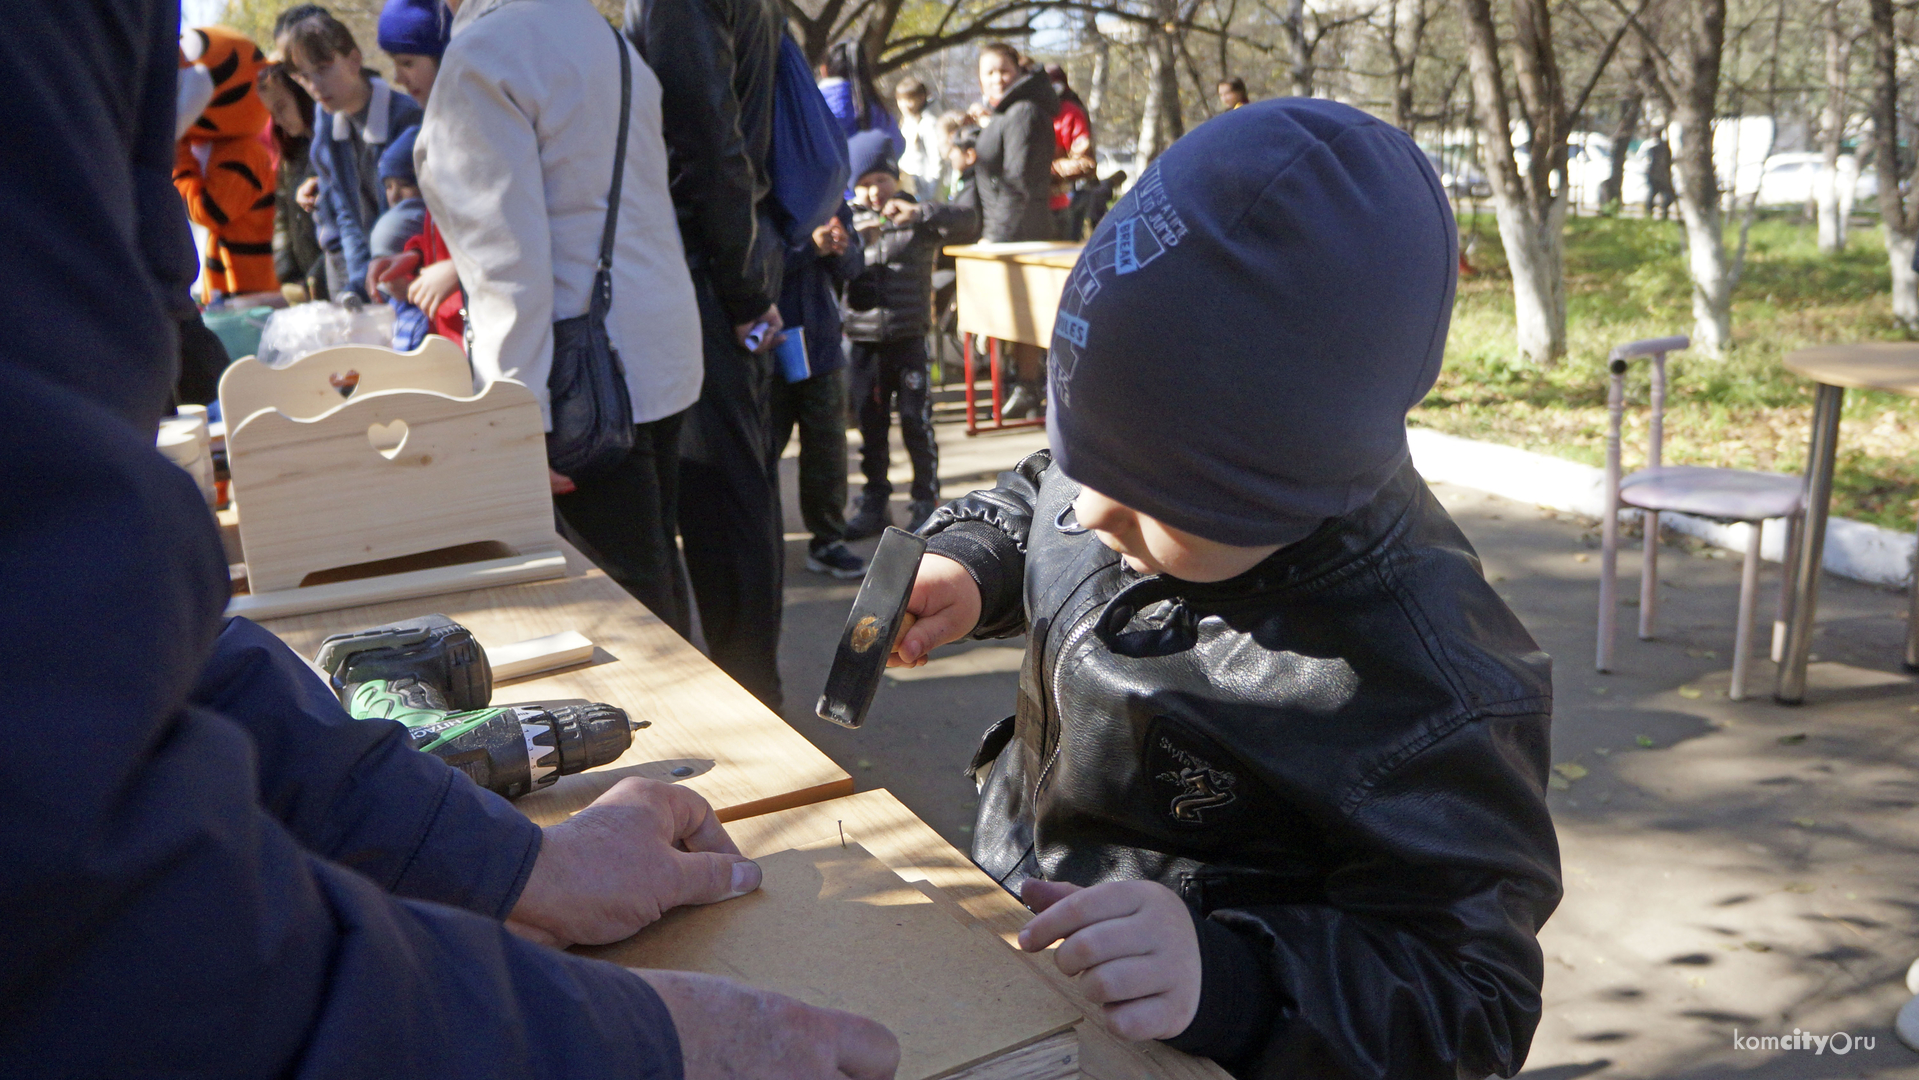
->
xmin=1379 ymin=0 xmax=1433 ymax=131
xmin=1457 ymin=0 xmax=1571 ymax=363
xmin=1625 ymin=0 xmax=1734 ymax=355
xmin=1816 ymin=0 xmax=1855 ymax=253
xmin=1599 ymin=51 xmax=1649 ymax=208
xmin=1137 ymin=0 xmax=1188 ymax=168
xmin=1869 ymin=0 xmax=1919 ymax=327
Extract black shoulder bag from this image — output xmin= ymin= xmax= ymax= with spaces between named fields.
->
xmin=545 ymin=22 xmax=636 ymax=477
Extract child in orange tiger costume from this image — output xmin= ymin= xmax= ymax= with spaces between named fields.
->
xmin=176 ymin=26 xmax=277 ymax=302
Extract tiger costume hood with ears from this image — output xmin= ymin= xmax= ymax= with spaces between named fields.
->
xmin=175 ymin=26 xmax=277 ymax=301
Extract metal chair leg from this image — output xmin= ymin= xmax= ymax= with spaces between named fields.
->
xmin=1639 ymin=510 xmax=1660 ymax=639
xmin=1731 ymin=520 xmax=1763 ymax=701
xmin=1773 ymin=513 xmax=1800 ymax=663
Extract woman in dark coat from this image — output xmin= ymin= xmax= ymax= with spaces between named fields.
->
xmin=972 ymin=42 xmax=1058 ymax=416
xmin=973 ymin=42 xmax=1058 ymax=243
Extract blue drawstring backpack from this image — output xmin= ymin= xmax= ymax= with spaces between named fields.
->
xmin=767 ymin=35 xmax=850 ymax=249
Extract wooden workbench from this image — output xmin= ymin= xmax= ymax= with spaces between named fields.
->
xmin=259 ymin=543 xmax=853 ymax=827
xmin=725 ymin=790 xmax=1233 ymax=1080
xmin=946 ymin=242 xmax=1084 ymax=347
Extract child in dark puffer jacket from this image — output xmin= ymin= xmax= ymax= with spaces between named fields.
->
xmin=841 ymin=130 xmax=979 ymax=537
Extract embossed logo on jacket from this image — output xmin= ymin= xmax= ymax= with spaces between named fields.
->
xmin=1155 ymin=737 xmax=1237 ymax=823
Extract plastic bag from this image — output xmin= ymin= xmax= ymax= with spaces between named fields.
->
xmin=256 ymin=298 xmax=397 ymax=368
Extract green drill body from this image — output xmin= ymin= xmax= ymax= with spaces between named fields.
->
xmin=316 ymin=616 xmax=636 ymax=800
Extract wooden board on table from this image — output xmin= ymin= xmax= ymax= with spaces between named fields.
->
xmin=258 ymin=545 xmax=853 ymax=825
xmin=946 ymin=243 xmax=1084 ymax=348
xmin=720 ymin=790 xmax=1233 ymax=1080
xmin=578 ymin=842 xmax=1081 ymax=1080
xmin=218 ymin=336 xmax=473 ymax=424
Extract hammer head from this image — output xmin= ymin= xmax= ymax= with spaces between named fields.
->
xmin=816 ymin=528 xmax=927 ymax=729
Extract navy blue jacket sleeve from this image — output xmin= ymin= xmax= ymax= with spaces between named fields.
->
xmin=192 ymin=617 xmax=543 ymax=918
xmin=0 ymin=358 xmax=686 ymax=1079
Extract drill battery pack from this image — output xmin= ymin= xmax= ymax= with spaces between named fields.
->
xmin=316 ymin=614 xmax=493 ymax=710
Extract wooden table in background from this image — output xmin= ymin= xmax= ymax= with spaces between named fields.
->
xmin=945 ymin=242 xmax=1084 ymax=436
xmin=725 ymin=789 xmax=1232 ymax=1080
xmin=260 ymin=543 xmax=853 ymax=826
xmin=1776 ymin=343 xmax=1919 ymax=703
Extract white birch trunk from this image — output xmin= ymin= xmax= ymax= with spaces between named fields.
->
xmin=1889 ymin=229 xmax=1919 ymax=329
xmin=1672 ymin=122 xmax=1733 ymax=355
xmin=1487 ymin=187 xmax=1568 ymax=364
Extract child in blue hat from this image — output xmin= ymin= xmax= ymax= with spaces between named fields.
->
xmin=894 ymin=99 xmax=1561 ymax=1079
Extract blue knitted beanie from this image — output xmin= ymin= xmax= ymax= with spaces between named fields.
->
xmin=1046 ymin=98 xmax=1457 ymax=547
xmin=378 ymin=125 xmax=419 ymax=184
xmin=378 ymin=0 xmax=450 ymax=59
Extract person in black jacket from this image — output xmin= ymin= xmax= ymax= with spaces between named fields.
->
xmin=774 ymin=203 xmax=867 ymax=579
xmin=885 ymin=100 xmax=1561 ymax=1079
xmin=972 ymin=42 xmax=1057 ymax=419
xmin=628 ymin=0 xmax=790 ymax=709
xmin=0 ymin=5 xmax=901 ymax=1076
xmin=841 ymin=130 xmax=979 ymax=537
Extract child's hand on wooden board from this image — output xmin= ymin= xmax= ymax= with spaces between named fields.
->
xmin=1017 ymin=879 xmax=1202 ymax=1042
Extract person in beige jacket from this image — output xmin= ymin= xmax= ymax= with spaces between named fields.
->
xmin=418 ymin=0 xmax=702 ymax=634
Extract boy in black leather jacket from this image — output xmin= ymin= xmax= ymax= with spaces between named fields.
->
xmin=842 ymin=130 xmax=980 ymax=537
xmin=889 ymin=99 xmax=1561 ymax=1080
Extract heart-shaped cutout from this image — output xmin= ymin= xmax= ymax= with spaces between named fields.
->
xmin=367 ymin=419 xmax=409 ymax=459
xmin=330 ymin=369 xmax=360 ymax=396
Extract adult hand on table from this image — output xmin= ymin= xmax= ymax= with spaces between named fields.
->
xmin=887 ymin=553 xmax=980 ymax=668
xmin=506 ymin=776 xmax=762 ymax=948
xmin=1018 ymin=879 xmax=1202 ymax=1042
xmin=635 ymin=970 xmax=901 ymax=1080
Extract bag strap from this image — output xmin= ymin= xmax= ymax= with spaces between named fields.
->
xmin=593 ymin=21 xmax=633 ymax=309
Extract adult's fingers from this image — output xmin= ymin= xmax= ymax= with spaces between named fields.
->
xmin=832 ymin=1012 xmax=902 ymax=1080
xmin=651 ymin=779 xmax=742 ymax=857
xmin=1018 ymin=882 xmax=1145 ymax=952
xmin=670 ymin=848 xmax=763 ymax=908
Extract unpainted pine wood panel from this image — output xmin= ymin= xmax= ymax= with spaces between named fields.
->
xmin=218 ymin=336 xmax=473 ymax=424
xmin=952 ymin=252 xmax=1078 ymax=347
xmin=577 ymin=843 xmax=1080 ymax=1080
xmin=718 ymin=791 xmax=1232 ymax=1080
xmin=228 ymin=379 xmax=554 ymax=592
xmin=259 ymin=546 xmax=853 ymax=825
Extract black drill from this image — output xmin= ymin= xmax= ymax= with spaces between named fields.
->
xmin=315 ymin=615 xmax=635 ymax=799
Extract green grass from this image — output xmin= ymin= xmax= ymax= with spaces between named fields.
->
xmin=1412 ymin=211 xmax=1919 ymax=530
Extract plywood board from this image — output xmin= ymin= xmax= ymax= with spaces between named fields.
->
xmin=258 ymin=544 xmax=853 ymax=825
xmin=487 ymin=629 xmax=597 ymax=682
xmin=226 ymin=548 xmax=565 ymax=620
xmin=577 ymin=842 xmax=1080 ymax=1080
xmin=952 ymin=256 xmax=1076 ymax=347
xmin=219 ymin=336 xmax=473 ymax=424
xmin=720 ymin=791 xmax=1232 ymax=1080
xmin=227 ymin=379 xmax=555 ymax=593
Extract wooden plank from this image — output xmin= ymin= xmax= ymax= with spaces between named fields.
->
xmin=718 ymin=791 xmax=1232 ymax=1080
xmin=225 ymin=549 xmax=566 ymax=620
xmin=577 ymin=842 xmax=1082 ymax=1080
xmin=227 ymin=379 xmax=555 ymax=593
xmin=947 ymin=244 xmax=1084 ymax=348
xmin=487 ymin=629 xmax=597 ymax=682
xmin=218 ymin=336 xmax=473 ymax=424
xmin=258 ymin=545 xmax=854 ymax=825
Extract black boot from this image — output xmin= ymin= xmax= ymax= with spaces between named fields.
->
xmin=845 ymin=495 xmax=892 ymax=540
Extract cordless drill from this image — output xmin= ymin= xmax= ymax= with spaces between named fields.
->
xmin=315 ymin=615 xmax=636 ymax=800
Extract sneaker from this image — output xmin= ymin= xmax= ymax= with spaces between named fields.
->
xmin=906 ymin=499 xmax=940 ymax=533
xmin=844 ymin=497 xmax=892 ymax=540
xmin=806 ymin=541 xmax=867 ymax=579
xmin=1002 ymin=384 xmax=1041 ymax=419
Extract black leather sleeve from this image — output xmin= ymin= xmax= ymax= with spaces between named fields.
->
xmin=920 ymin=450 xmax=1050 ymax=639
xmin=628 ymin=0 xmax=778 ymax=324
xmin=1196 ymin=704 xmax=1560 ymax=1080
